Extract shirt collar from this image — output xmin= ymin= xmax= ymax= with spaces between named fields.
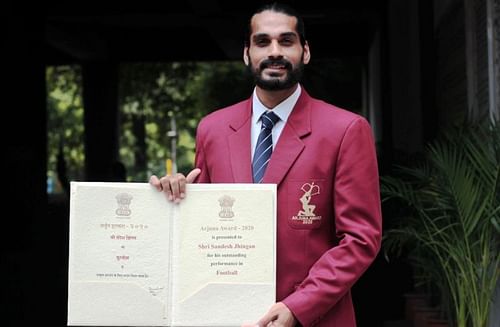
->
xmin=252 ymin=84 xmax=302 ymax=125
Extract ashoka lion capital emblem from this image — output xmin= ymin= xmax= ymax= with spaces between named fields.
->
xmin=115 ymin=193 xmax=133 ymax=217
xmin=218 ymin=195 xmax=235 ymax=219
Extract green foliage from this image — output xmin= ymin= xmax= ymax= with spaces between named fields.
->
xmin=382 ymin=120 xmax=500 ymax=327
xmin=118 ymin=61 xmax=252 ymax=180
xmin=46 ymin=65 xmax=85 ymax=192
xmin=47 ymin=62 xmax=253 ymax=185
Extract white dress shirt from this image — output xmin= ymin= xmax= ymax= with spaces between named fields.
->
xmin=251 ymin=85 xmax=302 ymax=160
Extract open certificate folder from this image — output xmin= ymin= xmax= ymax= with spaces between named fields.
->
xmin=67 ymin=182 xmax=276 ymax=326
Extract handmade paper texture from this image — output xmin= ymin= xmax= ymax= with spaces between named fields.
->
xmin=68 ymin=182 xmax=276 ymax=326
xmin=68 ymin=182 xmax=172 ymax=326
xmin=171 ymin=184 xmax=276 ymax=326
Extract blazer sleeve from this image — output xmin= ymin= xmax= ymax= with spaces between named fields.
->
xmin=194 ymin=118 xmax=211 ymax=183
xmin=282 ymin=117 xmax=382 ymax=326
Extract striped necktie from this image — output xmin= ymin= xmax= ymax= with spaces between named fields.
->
xmin=252 ymin=111 xmax=280 ymax=183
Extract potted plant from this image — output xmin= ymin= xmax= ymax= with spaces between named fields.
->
xmin=381 ymin=120 xmax=500 ymax=327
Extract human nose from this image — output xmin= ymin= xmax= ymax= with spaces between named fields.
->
xmin=268 ymin=40 xmax=282 ymax=58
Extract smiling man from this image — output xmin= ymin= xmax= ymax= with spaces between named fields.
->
xmin=150 ymin=3 xmax=382 ymax=326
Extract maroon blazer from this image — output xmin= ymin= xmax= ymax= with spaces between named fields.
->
xmin=194 ymin=88 xmax=382 ymax=327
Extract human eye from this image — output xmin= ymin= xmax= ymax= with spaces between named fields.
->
xmin=279 ymin=34 xmax=297 ymax=46
xmin=254 ymin=38 xmax=270 ymax=47
xmin=280 ymin=37 xmax=294 ymax=46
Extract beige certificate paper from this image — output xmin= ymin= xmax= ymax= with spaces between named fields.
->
xmin=67 ymin=182 xmax=276 ymax=326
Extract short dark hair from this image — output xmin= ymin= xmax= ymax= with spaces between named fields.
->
xmin=244 ymin=2 xmax=306 ymax=47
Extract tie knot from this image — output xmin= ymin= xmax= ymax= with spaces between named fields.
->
xmin=261 ymin=111 xmax=280 ymax=130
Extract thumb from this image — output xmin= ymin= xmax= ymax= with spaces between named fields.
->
xmin=257 ymin=312 xmax=276 ymax=327
xmin=186 ymin=168 xmax=201 ymax=183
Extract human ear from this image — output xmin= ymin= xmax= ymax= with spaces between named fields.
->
xmin=243 ymin=47 xmax=250 ymax=66
xmin=303 ymin=41 xmax=311 ymax=64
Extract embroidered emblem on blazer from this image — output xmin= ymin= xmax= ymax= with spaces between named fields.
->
xmin=292 ymin=182 xmax=322 ymax=224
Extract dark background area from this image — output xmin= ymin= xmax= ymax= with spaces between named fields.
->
xmin=6 ymin=0 xmax=490 ymax=325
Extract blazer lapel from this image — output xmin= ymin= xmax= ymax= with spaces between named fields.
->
xmin=263 ymin=90 xmax=312 ymax=186
xmin=228 ymin=99 xmax=253 ymax=183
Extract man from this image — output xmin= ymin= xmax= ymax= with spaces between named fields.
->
xmin=150 ymin=3 xmax=382 ymax=326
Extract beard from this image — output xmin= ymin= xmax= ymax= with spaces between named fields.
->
xmin=247 ymin=53 xmax=304 ymax=91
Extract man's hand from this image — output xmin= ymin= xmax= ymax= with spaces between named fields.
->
xmin=242 ymin=302 xmax=297 ymax=327
xmin=149 ymin=168 xmax=201 ymax=202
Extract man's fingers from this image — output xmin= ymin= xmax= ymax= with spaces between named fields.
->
xmin=149 ymin=175 xmax=162 ymax=191
xmin=256 ymin=311 xmax=277 ymax=327
xmin=253 ymin=303 xmax=295 ymax=327
xmin=159 ymin=176 xmax=174 ymax=201
xmin=149 ymin=168 xmax=200 ymax=203
xmin=178 ymin=168 xmax=200 ymax=200
xmin=186 ymin=168 xmax=201 ymax=183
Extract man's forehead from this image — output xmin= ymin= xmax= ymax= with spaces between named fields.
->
xmin=250 ymin=11 xmax=298 ymax=35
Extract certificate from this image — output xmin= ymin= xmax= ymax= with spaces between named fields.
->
xmin=67 ymin=182 xmax=276 ymax=326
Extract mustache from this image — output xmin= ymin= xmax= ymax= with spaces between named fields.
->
xmin=259 ymin=58 xmax=293 ymax=70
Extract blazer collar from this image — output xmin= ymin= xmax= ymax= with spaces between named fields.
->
xmin=263 ymin=88 xmax=312 ymax=186
xmin=227 ymin=88 xmax=313 ymax=185
xmin=229 ymin=99 xmax=252 ymax=131
xmin=228 ymin=99 xmax=253 ymax=182
xmin=279 ymin=87 xmax=312 ymax=139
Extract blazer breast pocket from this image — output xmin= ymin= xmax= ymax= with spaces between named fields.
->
xmin=287 ymin=179 xmax=327 ymax=230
